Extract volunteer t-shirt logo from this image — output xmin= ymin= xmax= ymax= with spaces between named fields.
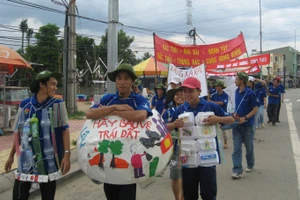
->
xmin=142 ymin=103 xmax=149 ymax=108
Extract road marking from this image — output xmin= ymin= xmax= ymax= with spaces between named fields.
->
xmin=284 ymin=99 xmax=290 ymax=102
xmin=286 ymin=103 xmax=300 ymax=198
xmin=297 ymin=99 xmax=300 ymax=102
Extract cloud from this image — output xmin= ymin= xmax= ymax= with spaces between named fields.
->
xmin=0 ymin=0 xmax=300 ymax=57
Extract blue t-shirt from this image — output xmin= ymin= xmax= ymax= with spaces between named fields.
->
xmin=171 ymin=99 xmax=229 ymax=165
xmin=19 ymin=95 xmax=69 ymax=174
xmin=211 ymin=91 xmax=229 ymax=112
xmin=235 ymin=87 xmax=259 ymax=126
xmin=209 ymin=88 xmax=216 ymax=96
xmin=172 ymin=99 xmax=229 ymax=122
xmin=255 ymin=88 xmax=267 ymax=106
xmin=268 ymin=86 xmax=281 ymax=105
xmin=151 ymin=95 xmax=166 ymax=115
xmin=92 ymin=92 xmax=152 ymax=117
xmin=278 ymin=84 xmax=285 ymax=100
xmin=162 ymin=106 xmax=176 ymax=124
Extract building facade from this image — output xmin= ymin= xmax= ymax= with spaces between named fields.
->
xmin=263 ymin=46 xmax=300 ymax=87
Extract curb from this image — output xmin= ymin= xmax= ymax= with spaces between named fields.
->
xmin=0 ymin=148 xmax=81 ymax=196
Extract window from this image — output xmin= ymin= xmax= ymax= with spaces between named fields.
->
xmin=283 ymin=54 xmax=286 ymax=60
xmin=275 ymin=56 xmax=279 ymax=62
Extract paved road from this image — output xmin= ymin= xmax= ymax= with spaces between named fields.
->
xmin=1 ymin=89 xmax=300 ymax=200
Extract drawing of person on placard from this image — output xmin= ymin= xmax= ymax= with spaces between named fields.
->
xmin=130 ymin=144 xmax=153 ymax=178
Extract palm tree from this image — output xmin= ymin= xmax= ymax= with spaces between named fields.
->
xmin=26 ymin=28 xmax=34 ymax=46
xmin=19 ymin=19 xmax=28 ymax=54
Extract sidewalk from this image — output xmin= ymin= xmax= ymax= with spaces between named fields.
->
xmin=0 ymin=119 xmax=85 ymax=174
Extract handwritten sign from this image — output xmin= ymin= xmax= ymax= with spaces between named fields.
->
xmin=77 ymin=110 xmax=173 ymax=187
xmin=167 ymin=64 xmax=208 ymax=97
xmin=154 ymin=33 xmax=247 ymax=67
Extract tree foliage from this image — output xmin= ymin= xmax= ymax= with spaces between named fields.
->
xmin=19 ymin=19 xmax=28 ymax=54
xmin=25 ymin=24 xmax=60 ymax=73
xmin=99 ymin=29 xmax=140 ymax=66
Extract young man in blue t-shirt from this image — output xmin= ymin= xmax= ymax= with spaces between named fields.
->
xmin=210 ymin=80 xmax=229 ymax=149
xmin=267 ymin=77 xmax=281 ymax=126
xmin=151 ymin=83 xmax=166 ymax=115
xmin=276 ymin=76 xmax=285 ymax=122
xmin=5 ymin=71 xmax=71 ymax=200
xmin=168 ymin=77 xmax=234 ymax=200
xmin=86 ymin=64 xmax=152 ymax=200
xmin=231 ymin=72 xmax=259 ymax=179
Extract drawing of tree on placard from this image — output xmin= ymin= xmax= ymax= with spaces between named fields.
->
xmin=108 ymin=140 xmax=124 ymax=168
xmin=98 ymin=140 xmax=110 ymax=170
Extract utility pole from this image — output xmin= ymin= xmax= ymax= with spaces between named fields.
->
xmin=107 ymin=0 xmax=119 ymax=93
xmin=193 ymin=27 xmax=196 ymax=45
xmin=68 ymin=0 xmax=77 ymax=114
xmin=51 ymin=0 xmax=77 ymax=114
xmin=259 ymin=0 xmax=263 ymax=79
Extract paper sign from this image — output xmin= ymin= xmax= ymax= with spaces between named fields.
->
xmin=77 ymin=110 xmax=173 ymax=186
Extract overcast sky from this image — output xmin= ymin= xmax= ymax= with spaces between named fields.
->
xmin=1 ymin=0 xmax=300 ymax=58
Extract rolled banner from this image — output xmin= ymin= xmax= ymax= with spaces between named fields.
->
xmin=77 ymin=110 xmax=173 ymax=187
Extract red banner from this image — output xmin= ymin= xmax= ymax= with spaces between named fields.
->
xmin=207 ymin=64 xmax=260 ymax=76
xmin=154 ymin=33 xmax=247 ymax=67
xmin=206 ymin=54 xmax=270 ymax=71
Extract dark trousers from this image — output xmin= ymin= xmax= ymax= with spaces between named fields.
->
xmin=182 ymin=166 xmax=217 ymax=200
xmin=13 ymin=179 xmax=56 ymax=200
xmin=267 ymin=104 xmax=279 ymax=124
xmin=104 ymin=183 xmax=136 ymax=200
xmin=276 ymin=102 xmax=281 ymax=121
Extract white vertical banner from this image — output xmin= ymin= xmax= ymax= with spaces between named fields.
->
xmin=167 ymin=64 xmax=208 ymax=97
xmin=223 ymin=76 xmax=237 ymax=113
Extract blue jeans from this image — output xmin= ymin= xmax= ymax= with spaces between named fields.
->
xmin=232 ymin=126 xmax=255 ymax=173
xmin=255 ymin=105 xmax=264 ymax=127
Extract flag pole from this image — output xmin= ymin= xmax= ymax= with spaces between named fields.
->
xmin=153 ymin=32 xmax=159 ymax=85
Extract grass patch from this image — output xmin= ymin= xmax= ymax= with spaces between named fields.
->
xmin=68 ymin=110 xmax=86 ymax=120
xmin=71 ymin=139 xmax=77 ymax=146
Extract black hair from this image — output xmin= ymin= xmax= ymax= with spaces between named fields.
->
xmin=37 ymin=77 xmax=50 ymax=93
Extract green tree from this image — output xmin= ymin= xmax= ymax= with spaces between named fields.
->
xmin=108 ymin=140 xmax=123 ymax=168
xmin=99 ymin=29 xmax=139 ymax=67
xmin=19 ymin=19 xmax=28 ymax=54
xmin=76 ymin=35 xmax=95 ymax=72
xmin=26 ymin=28 xmax=34 ymax=46
xmin=142 ymin=52 xmax=152 ymax=61
xmin=25 ymin=24 xmax=60 ymax=73
xmin=98 ymin=140 xmax=110 ymax=170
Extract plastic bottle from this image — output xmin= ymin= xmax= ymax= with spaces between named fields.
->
xmin=41 ymin=109 xmax=57 ymax=174
xmin=16 ymin=110 xmax=25 ymax=173
xmin=20 ymin=118 xmax=34 ymax=173
xmin=31 ymin=114 xmax=46 ymax=175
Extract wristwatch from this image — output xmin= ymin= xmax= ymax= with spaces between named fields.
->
xmin=65 ymin=150 xmax=71 ymax=154
xmin=244 ymin=116 xmax=248 ymax=120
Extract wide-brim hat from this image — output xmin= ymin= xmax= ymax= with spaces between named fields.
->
xmin=30 ymin=71 xmax=63 ymax=93
xmin=214 ymin=80 xmax=226 ymax=89
xmin=166 ymin=88 xmax=182 ymax=103
xmin=236 ymin=72 xmax=249 ymax=83
xmin=155 ymin=83 xmax=165 ymax=90
xmin=133 ymin=79 xmax=142 ymax=87
xmin=107 ymin=63 xmax=137 ymax=82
